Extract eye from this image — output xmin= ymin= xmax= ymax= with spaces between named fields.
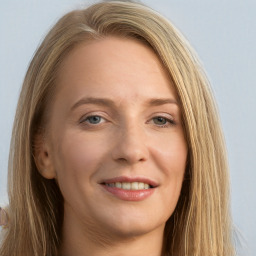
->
xmin=153 ymin=117 xmax=168 ymax=125
xmin=151 ymin=116 xmax=175 ymax=127
xmin=81 ymin=115 xmax=105 ymax=125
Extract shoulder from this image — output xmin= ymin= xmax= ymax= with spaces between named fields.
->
xmin=0 ymin=226 xmax=3 ymax=241
xmin=0 ymin=227 xmax=3 ymax=246
xmin=0 ymin=226 xmax=6 ymax=244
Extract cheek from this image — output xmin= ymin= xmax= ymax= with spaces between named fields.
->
xmin=151 ymin=131 xmax=187 ymax=176
xmin=150 ymin=132 xmax=187 ymax=213
xmin=51 ymin=132 xmax=109 ymax=192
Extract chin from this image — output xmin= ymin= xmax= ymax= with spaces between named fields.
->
xmin=98 ymin=213 xmax=166 ymax=239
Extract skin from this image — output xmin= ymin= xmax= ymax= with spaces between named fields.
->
xmin=36 ymin=37 xmax=187 ymax=256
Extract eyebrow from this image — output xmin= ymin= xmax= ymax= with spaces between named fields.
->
xmin=146 ymin=98 xmax=179 ymax=107
xmin=71 ymin=97 xmax=179 ymax=111
xmin=71 ymin=97 xmax=116 ymax=111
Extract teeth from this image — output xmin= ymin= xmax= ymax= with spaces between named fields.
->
xmin=122 ymin=182 xmax=131 ymax=190
xmin=138 ymin=182 xmax=145 ymax=189
xmin=115 ymin=182 xmax=122 ymax=188
xmin=106 ymin=182 xmax=152 ymax=190
xmin=131 ymin=182 xmax=139 ymax=190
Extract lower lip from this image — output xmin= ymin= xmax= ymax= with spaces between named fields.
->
xmin=101 ymin=185 xmax=155 ymax=201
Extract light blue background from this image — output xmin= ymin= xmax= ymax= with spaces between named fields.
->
xmin=0 ymin=1 xmax=255 ymax=255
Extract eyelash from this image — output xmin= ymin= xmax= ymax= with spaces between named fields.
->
xmin=80 ymin=114 xmax=176 ymax=128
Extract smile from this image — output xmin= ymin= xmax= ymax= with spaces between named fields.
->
xmin=105 ymin=182 xmax=153 ymax=190
xmin=100 ymin=176 xmax=158 ymax=201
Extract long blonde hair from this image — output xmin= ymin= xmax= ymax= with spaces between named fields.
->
xmin=0 ymin=1 xmax=235 ymax=255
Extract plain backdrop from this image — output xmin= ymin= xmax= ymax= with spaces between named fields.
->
xmin=0 ymin=0 xmax=255 ymax=255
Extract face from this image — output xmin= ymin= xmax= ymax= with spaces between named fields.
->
xmin=41 ymin=37 xmax=187 ymax=240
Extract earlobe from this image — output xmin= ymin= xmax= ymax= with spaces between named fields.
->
xmin=33 ymin=133 xmax=56 ymax=179
xmin=39 ymin=168 xmax=56 ymax=179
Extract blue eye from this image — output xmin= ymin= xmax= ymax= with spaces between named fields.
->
xmin=85 ymin=116 xmax=102 ymax=124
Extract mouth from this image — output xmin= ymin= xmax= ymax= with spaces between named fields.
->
xmin=102 ymin=182 xmax=155 ymax=190
xmin=99 ymin=176 xmax=158 ymax=201
xmin=100 ymin=176 xmax=158 ymax=190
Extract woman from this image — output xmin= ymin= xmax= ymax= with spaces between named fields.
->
xmin=0 ymin=1 xmax=235 ymax=255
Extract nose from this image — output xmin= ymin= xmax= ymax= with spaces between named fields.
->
xmin=111 ymin=124 xmax=149 ymax=165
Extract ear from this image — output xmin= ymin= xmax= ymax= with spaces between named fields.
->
xmin=33 ymin=133 xmax=56 ymax=179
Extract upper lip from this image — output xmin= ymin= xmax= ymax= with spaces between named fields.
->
xmin=99 ymin=176 xmax=159 ymax=188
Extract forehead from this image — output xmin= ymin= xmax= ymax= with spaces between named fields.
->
xmin=54 ymin=36 xmax=178 ymax=104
